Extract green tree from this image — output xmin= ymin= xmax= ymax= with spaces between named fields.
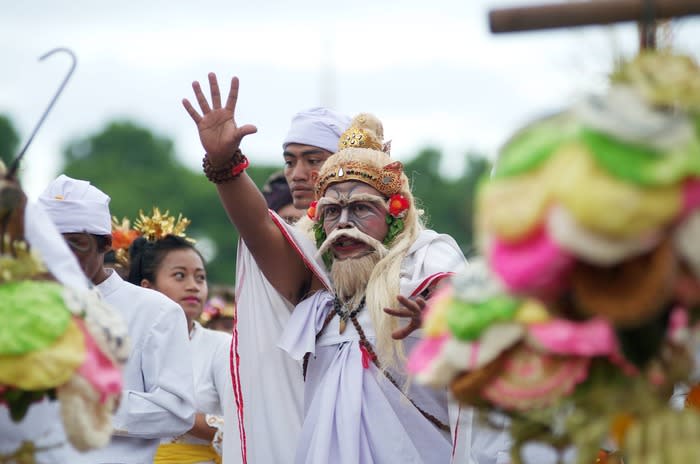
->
xmin=404 ymin=147 xmax=490 ymax=257
xmin=59 ymin=119 xmax=490 ymax=282
xmin=61 ymin=120 xmax=278 ymax=285
xmin=0 ymin=114 xmax=20 ymax=167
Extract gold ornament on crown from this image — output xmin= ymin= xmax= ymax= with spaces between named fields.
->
xmin=338 ymin=127 xmax=384 ymax=151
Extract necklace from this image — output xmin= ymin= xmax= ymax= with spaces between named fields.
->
xmin=333 ymin=295 xmax=366 ymax=334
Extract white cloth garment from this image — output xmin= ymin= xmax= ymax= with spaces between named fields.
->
xmin=231 ymin=213 xmax=492 ymax=463
xmin=282 ymin=107 xmax=351 ymax=153
xmin=37 ymin=174 xmax=112 ymax=235
xmin=277 ymin=229 xmax=465 ymax=463
xmin=65 ymin=270 xmax=196 ymax=464
xmin=159 ymin=322 xmax=239 ymax=464
xmin=0 ymin=201 xmax=93 ymax=463
xmin=228 ymin=211 xmax=320 ymax=463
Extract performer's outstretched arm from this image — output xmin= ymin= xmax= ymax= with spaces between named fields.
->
xmin=183 ymin=73 xmax=312 ymax=304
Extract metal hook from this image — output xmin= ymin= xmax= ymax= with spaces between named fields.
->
xmin=7 ymin=47 xmax=77 ymax=179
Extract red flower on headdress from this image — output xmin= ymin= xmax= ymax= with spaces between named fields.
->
xmin=388 ymin=194 xmax=410 ymax=218
xmin=111 ymin=226 xmax=140 ymax=251
xmin=307 ymin=200 xmax=318 ymax=220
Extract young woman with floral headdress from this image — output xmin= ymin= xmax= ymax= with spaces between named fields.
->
xmin=115 ymin=208 xmax=237 ymax=464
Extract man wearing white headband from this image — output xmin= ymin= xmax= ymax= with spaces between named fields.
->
xmin=282 ymin=107 xmax=351 ymax=209
xmin=39 ymin=175 xmax=196 ymax=464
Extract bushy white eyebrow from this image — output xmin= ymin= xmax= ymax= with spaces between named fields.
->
xmin=317 ymin=193 xmax=387 ymax=210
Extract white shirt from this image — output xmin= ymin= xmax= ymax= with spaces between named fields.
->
xmin=67 ymin=271 xmax=196 ymax=464
xmin=160 ymin=322 xmax=238 ymax=464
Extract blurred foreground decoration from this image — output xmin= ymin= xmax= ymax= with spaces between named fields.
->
xmin=1 ymin=48 xmax=129 ymax=460
xmin=409 ymin=3 xmax=700 ymax=462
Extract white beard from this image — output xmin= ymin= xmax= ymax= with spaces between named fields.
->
xmin=330 ymin=253 xmax=380 ymax=309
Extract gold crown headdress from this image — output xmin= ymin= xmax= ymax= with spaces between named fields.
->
xmin=315 ymin=113 xmax=405 ymax=198
xmin=111 ymin=207 xmax=193 ymax=267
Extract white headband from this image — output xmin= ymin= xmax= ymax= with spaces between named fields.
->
xmin=282 ymin=107 xmax=351 ymax=154
xmin=38 ymin=174 xmax=112 ymax=235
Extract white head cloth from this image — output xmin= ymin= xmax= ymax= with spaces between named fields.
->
xmin=282 ymin=107 xmax=351 ymax=153
xmin=38 ymin=174 xmax=112 ymax=235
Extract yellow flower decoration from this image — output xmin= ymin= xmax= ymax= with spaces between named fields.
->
xmin=133 ymin=207 xmax=193 ymax=243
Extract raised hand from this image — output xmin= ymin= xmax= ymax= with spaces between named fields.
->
xmin=384 ymin=295 xmax=426 ymax=340
xmin=182 ymin=73 xmax=258 ymax=167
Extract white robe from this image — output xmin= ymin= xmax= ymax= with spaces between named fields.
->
xmin=228 ymin=212 xmax=314 ymax=463
xmin=160 ymin=321 xmax=240 ymax=464
xmin=278 ymin=229 xmax=464 ymax=463
xmin=65 ymin=271 xmax=196 ymax=464
xmin=0 ymin=201 xmax=93 ymax=463
xmin=230 ymin=211 xmax=507 ymax=463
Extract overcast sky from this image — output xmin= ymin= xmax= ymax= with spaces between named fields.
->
xmin=2 ymin=0 xmax=699 ymax=199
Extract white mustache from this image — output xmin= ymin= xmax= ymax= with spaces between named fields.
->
xmin=317 ymin=227 xmax=387 ymax=259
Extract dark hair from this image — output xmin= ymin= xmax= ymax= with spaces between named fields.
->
xmin=93 ymin=235 xmax=111 ymax=253
xmin=262 ymin=171 xmax=294 ymax=213
xmin=127 ymin=235 xmax=204 ymax=285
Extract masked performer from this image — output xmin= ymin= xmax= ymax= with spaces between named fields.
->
xmin=184 ymin=74 xmax=466 ymax=462
xmin=189 ymin=98 xmax=350 ymax=462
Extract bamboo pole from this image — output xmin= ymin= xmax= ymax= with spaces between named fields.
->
xmin=489 ymin=0 xmax=700 ymax=33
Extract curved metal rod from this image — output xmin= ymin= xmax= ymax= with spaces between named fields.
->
xmin=7 ymin=47 xmax=77 ymax=179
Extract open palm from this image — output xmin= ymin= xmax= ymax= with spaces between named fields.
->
xmin=182 ymin=73 xmax=257 ymax=164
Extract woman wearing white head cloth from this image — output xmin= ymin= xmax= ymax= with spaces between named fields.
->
xmin=38 ymin=174 xmax=196 ymax=464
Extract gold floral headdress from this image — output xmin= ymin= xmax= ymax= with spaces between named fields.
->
xmin=111 ymin=207 xmax=194 ymax=267
xmin=133 ymin=207 xmax=192 ymax=242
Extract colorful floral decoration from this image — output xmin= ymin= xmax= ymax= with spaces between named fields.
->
xmin=383 ymin=193 xmax=410 ymax=246
xmin=111 ymin=208 xmax=195 ymax=268
xmin=307 ymin=200 xmax=318 ymax=221
xmin=388 ymin=193 xmax=410 ymax=218
xmin=111 ymin=216 xmax=141 ymax=268
xmin=409 ymin=51 xmax=700 ymax=464
xmin=199 ymin=296 xmax=236 ymax=326
xmin=0 ymin=194 xmax=129 ymax=454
